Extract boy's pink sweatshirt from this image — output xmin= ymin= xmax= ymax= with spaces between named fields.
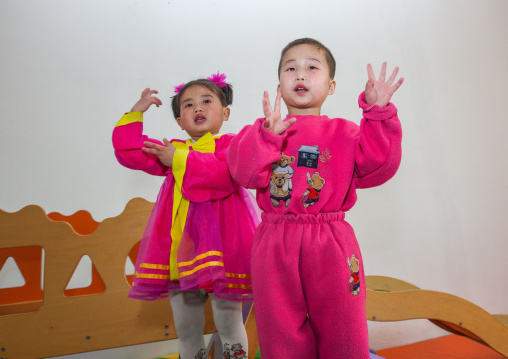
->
xmin=227 ymin=92 xmax=402 ymax=214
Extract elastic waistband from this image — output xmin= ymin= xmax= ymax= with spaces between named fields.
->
xmin=261 ymin=211 xmax=345 ymax=224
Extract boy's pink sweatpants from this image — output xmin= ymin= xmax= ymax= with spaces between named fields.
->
xmin=251 ymin=211 xmax=370 ymax=359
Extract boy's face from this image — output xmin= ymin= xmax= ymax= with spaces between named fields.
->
xmin=278 ymin=44 xmax=336 ymax=116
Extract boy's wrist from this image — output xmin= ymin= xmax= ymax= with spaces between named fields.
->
xmin=258 ymin=118 xmax=286 ymax=148
xmin=358 ymin=92 xmax=397 ymax=120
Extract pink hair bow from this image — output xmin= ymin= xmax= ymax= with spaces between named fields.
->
xmin=207 ymin=72 xmax=227 ymax=88
xmin=173 ymin=72 xmax=227 ymax=94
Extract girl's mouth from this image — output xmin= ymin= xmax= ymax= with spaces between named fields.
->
xmin=194 ymin=114 xmax=206 ymax=124
xmin=294 ymin=84 xmax=308 ymax=93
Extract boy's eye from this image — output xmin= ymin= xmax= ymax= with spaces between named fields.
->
xmin=286 ymin=67 xmax=295 ymax=72
xmin=308 ymin=66 xmax=317 ymax=70
xmin=203 ymin=99 xmax=211 ymax=104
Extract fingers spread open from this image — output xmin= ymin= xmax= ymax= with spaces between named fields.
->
xmin=391 ymin=77 xmax=404 ymax=93
xmin=387 ymin=66 xmax=399 ymax=86
xmin=379 ymin=62 xmax=387 ymax=83
xmin=263 ymin=91 xmax=273 ymax=119
xmin=367 ymin=64 xmax=376 ymax=82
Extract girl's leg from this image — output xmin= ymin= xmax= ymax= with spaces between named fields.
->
xmin=209 ymin=294 xmax=248 ymax=358
xmin=168 ymin=290 xmax=207 ymax=359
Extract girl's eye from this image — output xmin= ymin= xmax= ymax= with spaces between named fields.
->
xmin=308 ymin=66 xmax=317 ymax=70
xmin=184 ymin=103 xmax=192 ymax=108
xmin=204 ymin=99 xmax=211 ymax=104
xmin=286 ymin=67 xmax=295 ymax=72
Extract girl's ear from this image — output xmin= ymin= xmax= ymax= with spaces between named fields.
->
xmin=176 ymin=117 xmax=185 ymax=130
xmin=328 ymin=80 xmax=336 ymax=95
xmin=223 ymin=107 xmax=231 ymax=122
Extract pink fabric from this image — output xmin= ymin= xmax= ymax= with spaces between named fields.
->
xmin=113 ymin=122 xmax=258 ymax=301
xmin=227 ymin=92 xmax=401 ymax=358
xmin=227 ymin=92 xmax=402 ymax=214
xmin=252 ymin=212 xmax=369 ymax=359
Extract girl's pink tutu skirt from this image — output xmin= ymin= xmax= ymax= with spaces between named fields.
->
xmin=128 ymin=178 xmax=259 ymax=302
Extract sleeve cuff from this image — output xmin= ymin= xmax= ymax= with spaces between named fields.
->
xmin=257 ymin=118 xmax=286 ymax=150
xmin=115 ymin=112 xmax=143 ymax=127
xmin=358 ymin=92 xmax=397 ymax=121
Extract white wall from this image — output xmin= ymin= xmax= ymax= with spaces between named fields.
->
xmin=1 ymin=0 xmax=507 ymax=356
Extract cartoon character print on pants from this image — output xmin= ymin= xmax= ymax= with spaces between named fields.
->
xmin=269 ymin=152 xmax=296 ymax=208
xmin=223 ymin=343 xmax=247 ymax=359
xmin=300 ymin=171 xmax=326 ymax=208
xmin=347 ymin=254 xmax=361 ymax=296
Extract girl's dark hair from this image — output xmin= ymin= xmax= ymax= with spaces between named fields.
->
xmin=171 ymin=79 xmax=233 ymax=119
xmin=278 ymin=38 xmax=336 ymax=79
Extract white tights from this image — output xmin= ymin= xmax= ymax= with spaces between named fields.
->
xmin=168 ymin=290 xmax=248 ymax=359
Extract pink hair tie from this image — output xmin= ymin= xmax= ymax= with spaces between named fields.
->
xmin=173 ymin=83 xmax=186 ymax=94
xmin=173 ymin=72 xmax=228 ymax=95
xmin=207 ymin=72 xmax=227 ymax=88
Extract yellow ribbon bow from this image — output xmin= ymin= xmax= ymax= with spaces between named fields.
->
xmin=169 ymin=132 xmax=218 ymax=280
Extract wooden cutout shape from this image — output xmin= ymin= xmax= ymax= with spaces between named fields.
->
xmin=125 ymin=241 xmax=140 ymax=286
xmin=0 ymin=256 xmax=26 ymax=288
xmin=0 ymin=246 xmax=44 ymax=315
xmin=63 ymin=254 xmax=106 ymax=297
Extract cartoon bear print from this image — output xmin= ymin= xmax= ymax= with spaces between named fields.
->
xmin=270 ymin=152 xmax=296 ymax=208
xmin=231 ymin=343 xmax=247 ymax=359
xmin=301 ymin=171 xmax=325 ymax=208
xmin=347 ymin=254 xmax=361 ymax=296
xmin=223 ymin=343 xmax=231 ymax=359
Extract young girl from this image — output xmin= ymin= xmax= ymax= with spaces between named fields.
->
xmin=112 ymin=73 xmax=257 ymax=359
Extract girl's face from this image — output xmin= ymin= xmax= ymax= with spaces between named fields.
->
xmin=176 ymin=85 xmax=230 ymax=141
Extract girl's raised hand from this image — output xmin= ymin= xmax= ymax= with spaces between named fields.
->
xmin=365 ymin=63 xmax=404 ymax=108
xmin=262 ymin=89 xmax=296 ymax=135
xmin=131 ymin=88 xmax=162 ymax=113
xmin=142 ymin=138 xmax=176 ymax=167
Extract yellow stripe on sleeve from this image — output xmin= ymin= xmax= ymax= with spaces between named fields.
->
xmin=115 ymin=112 xmax=143 ymax=127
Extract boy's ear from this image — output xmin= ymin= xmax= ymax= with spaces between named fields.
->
xmin=176 ymin=117 xmax=185 ymax=130
xmin=223 ymin=107 xmax=230 ymax=122
xmin=277 ymin=84 xmax=281 ymax=92
xmin=328 ymin=80 xmax=336 ymax=95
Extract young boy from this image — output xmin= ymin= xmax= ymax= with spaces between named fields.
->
xmin=227 ymin=38 xmax=403 ymax=359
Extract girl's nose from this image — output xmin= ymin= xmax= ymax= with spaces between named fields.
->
xmin=296 ymin=72 xmax=305 ymax=81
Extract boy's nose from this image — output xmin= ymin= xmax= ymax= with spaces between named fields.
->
xmin=296 ymin=72 xmax=305 ymax=81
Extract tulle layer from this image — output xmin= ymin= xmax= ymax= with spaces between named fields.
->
xmin=128 ymin=177 xmax=258 ymax=302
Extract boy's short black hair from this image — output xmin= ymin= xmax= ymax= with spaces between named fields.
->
xmin=171 ymin=79 xmax=233 ymax=119
xmin=278 ymin=38 xmax=336 ymax=79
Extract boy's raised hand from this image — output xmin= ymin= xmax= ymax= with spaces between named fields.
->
xmin=263 ymin=89 xmax=296 ymax=135
xmin=131 ymin=88 xmax=162 ymax=113
xmin=365 ymin=63 xmax=404 ymax=108
xmin=142 ymin=138 xmax=176 ymax=167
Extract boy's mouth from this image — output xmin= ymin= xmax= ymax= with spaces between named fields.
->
xmin=294 ymin=84 xmax=308 ymax=93
xmin=194 ymin=114 xmax=206 ymax=124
